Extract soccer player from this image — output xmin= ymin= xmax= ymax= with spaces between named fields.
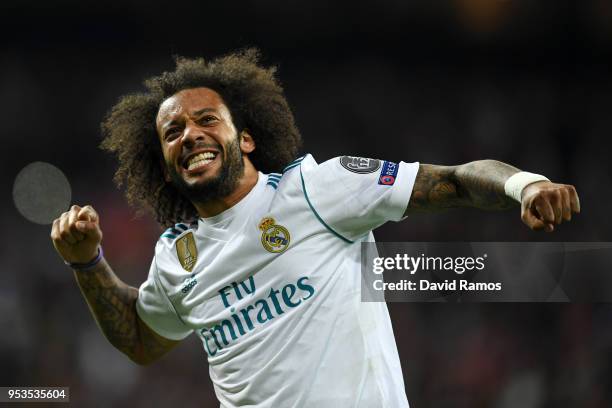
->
xmin=50 ymin=50 xmax=580 ymax=407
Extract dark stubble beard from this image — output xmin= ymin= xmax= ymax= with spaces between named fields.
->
xmin=168 ymin=136 xmax=245 ymax=204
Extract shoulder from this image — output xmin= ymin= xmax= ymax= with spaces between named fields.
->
xmin=263 ymin=154 xmax=312 ymax=193
xmin=265 ymin=154 xmax=382 ymax=197
xmin=156 ymin=222 xmax=198 ymax=252
xmin=289 ymin=154 xmax=385 ymax=180
xmin=153 ymin=221 xmax=199 ymax=275
xmin=159 ymin=221 xmax=197 ymax=241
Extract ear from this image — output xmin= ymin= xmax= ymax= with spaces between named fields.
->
xmin=239 ymin=129 xmax=256 ymax=154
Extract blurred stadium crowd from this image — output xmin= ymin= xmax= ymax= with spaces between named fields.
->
xmin=1 ymin=1 xmax=611 ymax=406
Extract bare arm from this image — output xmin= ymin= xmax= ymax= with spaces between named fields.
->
xmin=406 ymin=160 xmax=581 ymax=231
xmin=52 ymin=205 xmax=179 ymax=365
xmin=73 ymin=258 xmax=179 ymax=365
xmin=406 ymin=160 xmax=520 ymax=213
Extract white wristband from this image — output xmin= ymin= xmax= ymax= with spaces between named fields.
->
xmin=504 ymin=171 xmax=549 ymax=202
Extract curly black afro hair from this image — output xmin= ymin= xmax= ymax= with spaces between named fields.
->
xmin=100 ymin=49 xmax=302 ymax=227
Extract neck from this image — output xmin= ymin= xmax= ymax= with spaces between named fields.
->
xmin=192 ymin=158 xmax=259 ymax=218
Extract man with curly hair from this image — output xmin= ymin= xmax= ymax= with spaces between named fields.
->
xmin=50 ymin=49 xmax=580 ymax=407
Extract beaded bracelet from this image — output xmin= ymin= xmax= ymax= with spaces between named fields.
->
xmin=65 ymin=247 xmax=104 ymax=271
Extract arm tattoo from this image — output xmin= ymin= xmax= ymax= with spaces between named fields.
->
xmin=73 ymin=259 xmax=178 ymax=364
xmin=406 ymin=160 xmax=520 ymax=214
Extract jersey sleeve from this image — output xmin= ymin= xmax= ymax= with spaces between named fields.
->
xmin=299 ymin=155 xmax=419 ymax=241
xmin=136 ymin=256 xmax=192 ymax=341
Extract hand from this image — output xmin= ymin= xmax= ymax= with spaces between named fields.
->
xmin=520 ymin=181 xmax=580 ymax=232
xmin=50 ymin=205 xmax=103 ymax=264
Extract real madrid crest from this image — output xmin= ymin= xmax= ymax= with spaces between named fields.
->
xmin=259 ymin=217 xmax=290 ymax=253
xmin=176 ymin=232 xmax=197 ymax=272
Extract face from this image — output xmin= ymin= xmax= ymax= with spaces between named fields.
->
xmin=156 ymin=87 xmax=255 ymax=203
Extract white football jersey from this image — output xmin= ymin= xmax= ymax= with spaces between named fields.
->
xmin=136 ymin=154 xmax=419 ymax=408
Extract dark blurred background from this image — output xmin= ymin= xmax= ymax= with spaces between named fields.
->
xmin=2 ymin=0 xmax=612 ymax=407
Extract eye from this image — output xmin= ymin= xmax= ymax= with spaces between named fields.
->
xmin=198 ymin=115 xmax=218 ymax=125
xmin=165 ymin=128 xmax=181 ymax=141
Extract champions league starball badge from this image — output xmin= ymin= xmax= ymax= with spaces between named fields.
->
xmin=176 ymin=232 xmax=198 ymax=272
xmin=259 ymin=217 xmax=291 ymax=253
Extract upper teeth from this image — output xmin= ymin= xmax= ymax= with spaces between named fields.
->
xmin=187 ymin=152 xmax=216 ymax=170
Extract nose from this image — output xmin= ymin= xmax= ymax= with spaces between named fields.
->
xmin=182 ymin=121 xmax=205 ymax=147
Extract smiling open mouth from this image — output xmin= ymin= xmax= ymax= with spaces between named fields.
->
xmin=184 ymin=151 xmax=218 ymax=171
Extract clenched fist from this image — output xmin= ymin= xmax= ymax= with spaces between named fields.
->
xmin=520 ymin=181 xmax=580 ymax=232
xmin=50 ymin=205 xmax=103 ymax=264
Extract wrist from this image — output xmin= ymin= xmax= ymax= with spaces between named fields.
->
xmin=504 ymin=172 xmax=549 ymax=203
xmin=66 ymin=247 xmax=104 ymax=271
